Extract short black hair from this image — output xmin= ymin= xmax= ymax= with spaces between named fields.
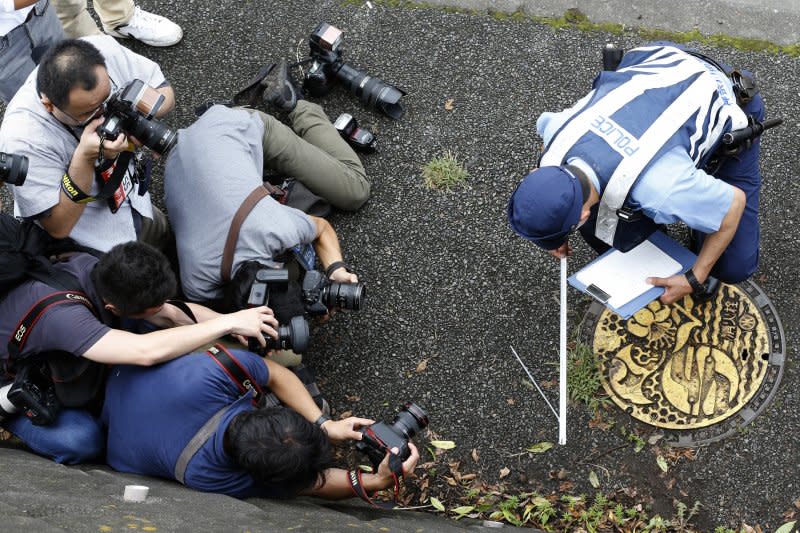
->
xmin=37 ymin=39 xmax=107 ymax=109
xmin=92 ymin=242 xmax=177 ymax=316
xmin=225 ymin=408 xmax=335 ymax=495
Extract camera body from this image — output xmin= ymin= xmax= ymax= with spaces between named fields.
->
xmin=247 ymin=268 xmax=310 ymax=354
xmin=1 ymin=364 xmax=60 ymax=426
xmin=0 ymin=152 xmax=29 ymax=186
xmin=301 ymin=270 xmax=365 ymax=316
xmin=97 ymin=79 xmax=178 ymax=156
xmin=305 ymin=23 xmax=406 ymax=120
xmin=356 ymin=402 xmax=429 ymax=468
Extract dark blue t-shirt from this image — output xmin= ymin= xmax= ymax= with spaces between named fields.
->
xmin=101 ymin=348 xmax=284 ymax=498
xmin=0 ymin=254 xmax=114 ymax=376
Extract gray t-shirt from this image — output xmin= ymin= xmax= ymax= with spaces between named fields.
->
xmin=0 ymin=254 xmax=112 ymax=372
xmin=164 ymin=106 xmax=316 ymax=302
xmin=0 ymin=35 xmax=165 ymax=252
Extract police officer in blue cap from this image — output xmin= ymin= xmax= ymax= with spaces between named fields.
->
xmin=507 ymin=43 xmax=764 ymax=305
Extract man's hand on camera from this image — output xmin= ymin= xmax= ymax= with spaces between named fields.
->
xmin=225 ymin=306 xmax=278 ymax=347
xmin=375 ymin=444 xmax=419 ymax=486
xmin=321 ymin=416 xmax=374 ymax=443
xmin=328 ymin=267 xmax=358 ymax=284
xmin=76 ymin=117 xmax=130 ymax=162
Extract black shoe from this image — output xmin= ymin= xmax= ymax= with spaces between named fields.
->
xmin=693 ymin=275 xmax=721 ymax=302
xmin=261 ymin=60 xmax=298 ymax=112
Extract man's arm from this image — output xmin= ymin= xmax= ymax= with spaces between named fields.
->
xmin=154 ymin=85 xmax=175 ymax=117
xmin=301 ymin=445 xmax=420 ymax=500
xmin=310 ymin=216 xmax=358 ymax=283
xmin=81 ymin=306 xmax=277 ymax=366
xmin=647 ymin=186 xmax=746 ymax=304
xmin=8 ymin=0 xmax=39 ymax=10
xmin=38 ymin=117 xmax=131 ymax=239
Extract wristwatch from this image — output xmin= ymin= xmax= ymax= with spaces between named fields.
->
xmin=684 ymin=268 xmax=707 ymax=294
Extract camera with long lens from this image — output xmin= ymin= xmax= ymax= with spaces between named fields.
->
xmin=305 ymin=22 xmax=406 ymax=120
xmin=356 ymin=402 xmax=429 ymax=468
xmin=97 ymin=79 xmax=178 ymax=156
xmin=247 ymin=268 xmax=310 ymax=354
xmin=301 ymin=270 xmax=365 ymax=316
xmin=0 ymin=152 xmax=29 ymax=186
xmin=0 ymin=364 xmax=60 ymax=426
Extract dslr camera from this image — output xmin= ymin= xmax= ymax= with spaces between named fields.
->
xmin=301 ymin=270 xmax=365 ymax=316
xmin=247 ymin=268 xmax=310 ymax=354
xmin=305 ymin=23 xmax=406 ymax=120
xmin=97 ymin=79 xmax=178 ymax=156
xmin=0 ymin=152 xmax=29 ymax=186
xmin=0 ymin=364 xmax=59 ymax=426
xmin=356 ymin=402 xmax=429 ymax=468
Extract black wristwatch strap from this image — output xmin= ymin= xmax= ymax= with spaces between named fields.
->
xmin=325 ymin=261 xmax=351 ymax=279
xmin=314 ymin=414 xmax=330 ymax=429
xmin=684 ymin=268 xmax=706 ymax=294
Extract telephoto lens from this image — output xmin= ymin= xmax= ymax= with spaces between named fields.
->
xmin=248 ymin=315 xmax=310 ymax=355
xmin=323 ymin=281 xmax=365 ymax=311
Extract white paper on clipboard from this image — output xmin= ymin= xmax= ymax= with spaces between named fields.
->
xmin=575 ymin=240 xmax=682 ymax=308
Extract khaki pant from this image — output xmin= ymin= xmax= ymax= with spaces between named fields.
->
xmin=52 ymin=0 xmax=134 ymax=37
xmin=244 ymin=101 xmax=370 ymax=211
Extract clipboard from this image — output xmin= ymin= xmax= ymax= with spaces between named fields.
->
xmin=568 ymin=231 xmax=696 ymax=318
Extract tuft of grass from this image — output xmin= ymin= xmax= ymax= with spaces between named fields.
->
xmin=422 ymin=151 xmax=468 ymax=190
xmin=567 ymin=341 xmax=603 ymax=411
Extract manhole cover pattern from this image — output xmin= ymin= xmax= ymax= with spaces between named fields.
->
xmin=584 ymin=280 xmax=785 ymax=445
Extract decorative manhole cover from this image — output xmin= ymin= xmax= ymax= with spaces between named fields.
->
xmin=582 ymin=280 xmax=785 ymax=446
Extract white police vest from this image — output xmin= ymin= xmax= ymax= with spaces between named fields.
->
xmin=540 ymin=45 xmax=748 ymax=246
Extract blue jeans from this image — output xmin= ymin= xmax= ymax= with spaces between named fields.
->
xmin=2 ymin=408 xmax=104 ymax=464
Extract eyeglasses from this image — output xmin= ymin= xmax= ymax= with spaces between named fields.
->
xmin=58 ymin=78 xmax=118 ymax=128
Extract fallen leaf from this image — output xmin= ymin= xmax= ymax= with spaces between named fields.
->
xmin=444 ymin=99 xmax=455 ymax=111
xmin=338 ymin=410 xmax=352 ymax=419
xmin=444 ymin=476 xmax=457 ymax=486
xmin=416 ymin=359 xmax=429 ymax=373
xmin=506 ymin=398 xmax=516 ymax=406
xmin=471 ymin=448 xmax=480 ymax=463
xmin=461 ymin=473 xmax=476 ymax=481
xmin=774 ymin=522 xmax=797 ymax=533
xmin=451 ymin=505 xmax=474 ymax=516
xmin=656 ymin=455 xmax=669 ymax=473
xmin=559 ymin=481 xmax=574 ymax=492
xmin=648 ymin=433 xmax=664 ymax=445
xmin=430 ymin=497 xmax=445 ymax=512
xmin=430 ymin=440 xmax=456 ymax=450
xmin=794 ymin=498 xmax=800 ymax=509
xmin=589 ymin=470 xmax=600 ymax=488
xmin=541 ymin=379 xmax=557 ymax=390
xmin=345 ymin=394 xmax=360 ymax=402
xmin=588 ymin=412 xmax=612 ymax=430
xmin=499 ymin=467 xmax=510 ymax=479
xmin=527 ymin=441 xmax=554 ymax=453
xmin=666 ymin=478 xmax=676 ymax=490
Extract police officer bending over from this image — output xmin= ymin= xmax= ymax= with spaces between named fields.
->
xmin=0 ymin=242 xmax=277 ymax=464
xmin=507 ymin=43 xmax=764 ymax=304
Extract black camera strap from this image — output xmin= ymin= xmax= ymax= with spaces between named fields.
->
xmin=205 ymin=344 xmax=264 ymax=406
xmin=347 ymin=456 xmax=404 ymax=509
xmin=6 ymin=290 xmax=97 ymax=364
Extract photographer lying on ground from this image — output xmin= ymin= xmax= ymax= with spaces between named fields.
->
xmin=0 ymin=242 xmax=277 ymax=464
xmin=0 ymin=37 xmax=176 ymax=252
xmin=102 ymin=345 xmax=419 ymax=499
xmin=164 ymin=61 xmax=367 ymax=309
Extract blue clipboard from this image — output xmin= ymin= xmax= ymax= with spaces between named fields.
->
xmin=567 ymin=231 xmax=696 ymax=319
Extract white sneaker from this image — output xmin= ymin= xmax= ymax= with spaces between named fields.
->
xmin=106 ymin=6 xmax=183 ymax=47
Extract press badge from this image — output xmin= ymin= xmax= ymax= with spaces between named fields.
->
xmin=291 ymin=243 xmax=316 ymax=272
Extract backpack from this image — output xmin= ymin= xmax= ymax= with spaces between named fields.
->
xmin=1 ymin=213 xmax=107 ymax=423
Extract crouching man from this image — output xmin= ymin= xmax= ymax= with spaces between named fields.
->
xmin=102 ymin=346 xmax=419 ymax=499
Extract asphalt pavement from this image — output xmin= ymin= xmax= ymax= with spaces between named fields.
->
xmin=0 ymin=0 xmax=798 ymax=531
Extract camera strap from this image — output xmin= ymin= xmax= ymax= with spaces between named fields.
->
xmin=205 ymin=343 xmax=264 ymax=406
xmin=347 ymin=456 xmax=404 ymax=509
xmin=221 ymin=183 xmax=286 ymax=283
xmin=7 ymin=291 xmax=97 ymax=364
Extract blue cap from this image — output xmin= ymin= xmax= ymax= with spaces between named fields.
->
xmin=507 ymin=166 xmax=583 ymax=250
